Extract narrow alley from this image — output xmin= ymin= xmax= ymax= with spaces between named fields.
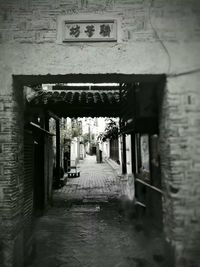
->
xmin=53 ymin=155 xmax=121 ymax=204
xmin=30 ymin=155 xmax=166 ymax=267
xmin=1 ymin=1 xmax=200 ymax=266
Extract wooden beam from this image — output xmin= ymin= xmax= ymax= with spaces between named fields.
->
xmin=131 ymin=133 xmax=136 ymax=174
xmin=135 ymin=178 xmax=163 ymax=194
xmin=44 ymin=113 xmax=50 ymax=131
xmin=56 ymin=119 xmax=61 ymax=187
xmin=47 ymin=110 xmax=61 ymax=121
xmin=122 ymin=133 xmax=127 ymax=174
xmin=29 ymin=122 xmax=54 ymax=136
xmin=14 ymin=74 xmax=165 ymax=86
xmin=120 ymin=120 xmax=127 ymax=175
xmin=52 ymin=85 xmax=120 ymax=91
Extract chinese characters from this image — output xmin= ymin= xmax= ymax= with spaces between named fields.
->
xmin=85 ymin=25 xmax=95 ymax=37
xmin=69 ymin=24 xmax=112 ymax=38
xmin=65 ymin=20 xmax=117 ymax=41
xmin=100 ymin=24 xmax=111 ymax=37
xmin=69 ymin=25 xmax=80 ymax=38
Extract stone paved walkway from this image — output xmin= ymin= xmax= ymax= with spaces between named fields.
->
xmin=29 ymin=155 xmax=167 ymax=267
xmin=31 ymin=205 xmax=166 ymax=267
xmin=53 ymin=155 xmax=122 ymax=204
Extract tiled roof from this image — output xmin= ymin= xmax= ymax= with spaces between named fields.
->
xmin=29 ymin=90 xmax=120 ymax=105
xmin=28 ymin=90 xmax=120 ymax=117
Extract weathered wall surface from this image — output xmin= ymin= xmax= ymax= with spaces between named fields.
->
xmin=0 ymin=86 xmax=24 ymax=267
xmin=0 ymin=0 xmax=200 ymax=84
xmin=0 ymin=0 xmax=200 ymax=266
xmin=160 ymin=73 xmax=200 ymax=266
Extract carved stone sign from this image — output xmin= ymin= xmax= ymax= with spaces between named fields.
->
xmin=63 ymin=20 xmax=117 ymax=42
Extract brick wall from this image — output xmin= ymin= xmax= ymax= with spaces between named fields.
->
xmin=0 ymin=87 xmax=24 ymax=266
xmin=0 ymin=0 xmax=200 ymax=266
xmin=0 ymin=0 xmax=200 ymax=44
xmin=160 ymin=74 xmax=200 ymax=266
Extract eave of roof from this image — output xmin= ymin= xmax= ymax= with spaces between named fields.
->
xmin=29 ymin=90 xmax=120 ymax=106
xmin=27 ymin=90 xmax=120 ymax=118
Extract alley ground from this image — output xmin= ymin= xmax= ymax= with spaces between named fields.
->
xmin=30 ymin=156 xmax=166 ymax=267
xmin=53 ymin=155 xmax=121 ymax=204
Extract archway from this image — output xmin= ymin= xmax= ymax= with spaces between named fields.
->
xmin=13 ymin=73 xmax=167 ymax=266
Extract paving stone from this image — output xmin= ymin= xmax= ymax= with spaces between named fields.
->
xmin=30 ymin=156 xmax=166 ymax=267
xmin=31 ymin=204 xmax=166 ymax=267
xmin=53 ymin=155 xmax=122 ymax=204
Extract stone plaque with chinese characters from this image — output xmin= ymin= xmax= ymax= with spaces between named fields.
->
xmin=63 ymin=20 xmax=117 ymax=42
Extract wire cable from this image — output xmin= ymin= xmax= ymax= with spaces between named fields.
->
xmin=148 ymin=1 xmax=200 ymax=78
xmin=167 ymin=67 xmax=200 ymax=78
xmin=148 ymin=0 xmax=171 ymax=74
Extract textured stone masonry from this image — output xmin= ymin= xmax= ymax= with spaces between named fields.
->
xmin=0 ymin=0 xmax=200 ymax=44
xmin=160 ymin=76 xmax=200 ymax=265
xmin=0 ymin=0 xmax=200 ymax=266
xmin=0 ymin=92 xmax=25 ymax=266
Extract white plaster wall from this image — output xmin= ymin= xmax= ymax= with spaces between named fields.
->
xmin=80 ymin=143 xmax=85 ymax=159
xmin=0 ymin=0 xmax=199 ymax=96
xmin=1 ymin=41 xmax=200 ymax=96
xmin=70 ymin=137 xmax=78 ymax=162
xmin=101 ymin=141 xmax=109 ymax=159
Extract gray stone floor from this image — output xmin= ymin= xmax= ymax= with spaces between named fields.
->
xmin=31 ymin=205 xmax=166 ymax=267
xmin=30 ymin=155 xmax=166 ymax=267
xmin=53 ymin=155 xmax=122 ymax=203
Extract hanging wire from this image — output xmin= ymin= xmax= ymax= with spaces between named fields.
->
xmin=148 ymin=0 xmax=200 ymax=78
xmin=168 ymin=67 xmax=200 ymax=78
xmin=148 ymin=0 xmax=171 ymax=74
